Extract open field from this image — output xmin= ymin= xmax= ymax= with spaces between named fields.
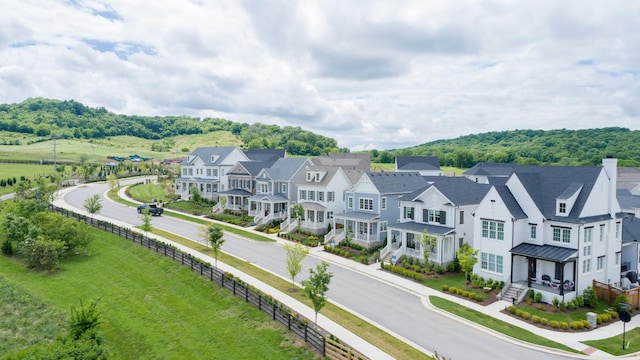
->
xmin=0 ymin=230 xmax=316 ymax=359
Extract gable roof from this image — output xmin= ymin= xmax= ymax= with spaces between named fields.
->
xmin=312 ymin=153 xmax=371 ymax=171
xmin=262 ymin=158 xmax=309 ymax=181
xmin=513 ymin=165 xmax=602 ymax=221
xmin=229 ymin=160 xmax=275 ymax=176
xmin=463 ymin=162 xmax=519 ymax=176
xmin=395 ymin=156 xmax=440 ymax=171
xmin=365 ymin=172 xmax=428 ymax=194
xmin=623 ymin=216 xmax=640 ymax=243
xmin=402 ymin=176 xmax=490 ymax=206
xmin=181 ymin=146 xmax=240 ymax=166
xmin=243 ymin=149 xmax=285 ymax=162
xmin=618 ymin=189 xmax=640 ymax=211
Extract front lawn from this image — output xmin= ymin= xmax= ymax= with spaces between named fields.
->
xmin=584 ymin=328 xmax=640 ymax=356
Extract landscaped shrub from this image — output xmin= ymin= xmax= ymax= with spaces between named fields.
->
xmin=435 ymin=265 xmax=445 ymax=274
xmin=456 ymin=288 xmax=463 ymax=295
xmin=508 ymin=306 xmax=517 ymax=314
xmin=609 ymin=311 xmax=619 ymax=319
xmin=559 ymin=301 xmax=566 ymax=311
xmin=576 ymin=295 xmax=585 ymax=307
xmin=442 ymin=285 xmax=449 ymax=292
xmin=532 ymin=315 xmax=540 ymax=323
xmin=515 ymin=309 xmax=524 ymax=317
xmin=583 ymin=286 xmax=598 ymax=308
xmin=521 ymin=311 xmax=531 ymax=320
xmin=540 ymin=318 xmax=549 ymax=326
xmin=560 ymin=322 xmax=568 ymax=330
xmin=549 ymin=320 xmax=559 ymax=328
xmin=448 ymin=286 xmax=457 ymax=293
xmin=534 ymin=291 xmax=542 ymax=303
xmin=552 ymin=296 xmax=559 ymax=307
xmin=567 ymin=301 xmax=576 ymax=311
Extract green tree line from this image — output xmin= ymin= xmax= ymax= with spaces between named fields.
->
xmin=367 ymin=127 xmax=640 ymax=167
xmin=0 ymin=98 xmax=346 ymax=156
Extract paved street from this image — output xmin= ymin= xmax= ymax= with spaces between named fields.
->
xmin=59 ymin=180 xmax=597 ymax=360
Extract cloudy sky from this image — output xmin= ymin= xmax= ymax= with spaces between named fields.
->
xmin=1 ymin=1 xmax=639 ymax=151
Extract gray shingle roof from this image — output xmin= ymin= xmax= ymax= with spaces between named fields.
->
xmin=618 ymin=189 xmax=640 ymax=211
xmin=396 ymin=156 xmax=441 ymax=171
xmin=510 ymin=243 xmax=578 ymax=263
xmin=243 ymin=149 xmax=285 ymax=162
xmin=263 ymin=158 xmax=310 ymax=181
xmin=366 ymin=172 xmax=428 ymax=194
xmin=181 ymin=146 xmax=240 ymax=165
xmin=623 ymin=216 xmax=640 ymax=243
xmin=404 ymin=176 xmax=491 ymax=206
xmin=514 ymin=165 xmax=602 ymax=221
xmin=494 ymin=185 xmax=527 ymax=219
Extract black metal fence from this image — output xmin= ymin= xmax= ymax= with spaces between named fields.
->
xmin=49 ymin=205 xmax=327 ymax=355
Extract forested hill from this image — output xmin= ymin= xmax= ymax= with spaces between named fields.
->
xmin=368 ymin=127 xmax=640 ymax=167
xmin=0 ymin=98 xmax=347 ymax=156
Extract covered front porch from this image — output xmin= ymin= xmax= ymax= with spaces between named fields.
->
xmin=248 ymin=194 xmax=289 ymax=226
xmin=216 ymin=189 xmax=251 ymax=213
xmin=510 ymin=242 xmax=578 ymax=303
xmin=294 ymin=202 xmax=329 ymax=235
xmin=176 ymin=177 xmax=220 ymax=201
xmin=384 ymin=222 xmax=455 ymax=265
xmin=330 ymin=211 xmax=382 ymax=248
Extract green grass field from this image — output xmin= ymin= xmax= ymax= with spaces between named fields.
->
xmin=0 ymin=231 xmax=315 ymax=359
xmin=584 ymin=328 xmax=640 ymax=356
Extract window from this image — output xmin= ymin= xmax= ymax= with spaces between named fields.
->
xmin=481 ymin=253 xmax=503 ymax=273
xmin=306 ymin=172 xmax=312 ymax=181
xmin=584 ymin=227 xmax=593 ymax=243
xmin=616 ymin=252 xmax=621 ymax=265
xmin=597 ymin=256 xmax=605 ymax=271
xmin=404 ymin=206 xmax=414 ymax=220
xmin=428 ymin=210 xmax=441 ymax=223
xmin=188 ymin=168 xmax=193 ymax=176
xmin=299 ymin=190 xmax=306 ymax=200
xmin=530 ymin=224 xmax=537 ymax=239
xmin=380 ymin=221 xmax=387 ymax=232
xmin=318 ymin=191 xmax=324 ymax=201
xmin=307 ymin=210 xmax=315 ymax=223
xmin=459 ymin=211 xmax=464 ymax=225
xmin=600 ymin=225 xmax=605 ymax=242
xmin=583 ymin=259 xmax=591 ymax=274
xmin=260 ymin=183 xmax=268 ymax=193
xmin=552 ymin=227 xmax=571 ymax=243
xmin=583 ymin=244 xmax=591 ymax=256
xmin=281 ymin=184 xmax=287 ymax=193
xmin=327 ymin=211 xmax=333 ymax=219
xmin=481 ymin=220 xmax=504 ymax=240
xmin=309 ymin=191 xmax=315 ymax=201
xmin=559 ymin=202 xmax=566 ymax=214
xmin=359 ymin=198 xmax=373 ymax=211
xmin=407 ymin=233 xmax=417 ymax=249
xmin=328 ymin=191 xmax=335 ymax=202
xmin=318 ymin=211 xmax=324 ymax=223
xmin=315 ymin=173 xmax=320 ymax=181
xmin=381 ymin=197 xmax=387 ymax=210
xmin=212 ymin=169 xmax=218 ymax=177
xmin=348 ymin=196 xmax=353 ymax=209
xmin=616 ymin=222 xmax=621 ymax=239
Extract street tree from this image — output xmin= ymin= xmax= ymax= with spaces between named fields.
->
xmin=107 ymin=174 xmax=119 ymax=193
xmin=457 ymin=243 xmax=479 ymax=282
xmin=83 ymin=194 xmax=102 ymax=219
xmin=302 ymin=261 xmax=333 ymax=328
xmin=202 ymin=224 xmax=224 ymax=267
xmin=420 ymin=230 xmax=438 ymax=266
xmin=140 ymin=207 xmax=152 ymax=237
xmin=284 ymin=242 xmax=309 ymax=292
xmin=291 ymin=204 xmax=304 ymax=231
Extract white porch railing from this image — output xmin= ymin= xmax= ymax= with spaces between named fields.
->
xmin=212 ymin=203 xmax=223 ymax=214
xmin=391 ymin=246 xmax=405 ymax=265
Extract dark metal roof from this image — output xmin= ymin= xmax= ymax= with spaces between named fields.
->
xmin=510 ymin=243 xmax=578 ymax=263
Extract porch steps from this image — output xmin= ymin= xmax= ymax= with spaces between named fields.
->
xmin=502 ymin=284 xmax=526 ymax=303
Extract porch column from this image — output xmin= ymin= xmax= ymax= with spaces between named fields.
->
xmin=559 ymin=262 xmax=565 ymax=296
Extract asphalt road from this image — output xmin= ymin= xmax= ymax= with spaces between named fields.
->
xmin=63 ymin=180 xmax=575 ymax=360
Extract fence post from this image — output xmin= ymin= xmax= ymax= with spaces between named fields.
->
xmin=304 ymin=323 xmax=308 ymax=342
xmin=258 ymin=295 xmax=261 ymax=311
xmin=273 ymin=303 xmax=277 ymax=320
xmin=233 ymin=281 xmax=236 ymax=295
xmin=287 ymin=313 xmax=291 ymax=330
xmin=322 ymin=335 xmax=325 ymax=357
xmin=245 ymin=284 xmax=249 ymax=302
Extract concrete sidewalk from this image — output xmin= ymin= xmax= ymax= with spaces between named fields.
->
xmin=61 ymin=182 xmax=640 ymax=359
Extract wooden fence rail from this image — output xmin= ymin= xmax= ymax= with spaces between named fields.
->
xmin=593 ymin=279 xmax=640 ymax=308
xmin=48 ymin=205 xmax=352 ymax=357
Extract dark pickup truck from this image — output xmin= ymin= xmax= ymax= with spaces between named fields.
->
xmin=137 ymin=203 xmax=163 ymax=216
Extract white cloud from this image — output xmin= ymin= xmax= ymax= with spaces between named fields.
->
xmin=1 ymin=0 xmax=639 ymax=150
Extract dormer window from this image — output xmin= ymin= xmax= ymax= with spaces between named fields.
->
xmin=211 ymin=155 xmax=219 ymax=162
xmin=307 ymin=172 xmax=312 ymax=181
xmin=315 ymin=173 xmax=320 ymax=181
xmin=559 ymin=202 xmax=566 ymax=214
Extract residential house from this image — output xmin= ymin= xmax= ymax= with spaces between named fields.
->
xmin=216 ymin=160 xmax=276 ymax=213
xmin=472 ymin=158 xmax=623 ymax=303
xmin=463 ymin=162 xmax=521 ymax=184
xmin=618 ymin=167 xmax=640 ymax=196
xmin=621 ymin=216 xmax=640 ymax=278
xmin=176 ymin=147 xmax=249 ymax=200
xmin=248 ymin=157 xmax=312 ymax=226
xmin=383 ymin=176 xmax=490 ymax=265
xmin=395 ymin=156 xmax=443 ymax=176
xmin=329 ymin=172 xmax=428 ymax=249
xmin=618 ymin=189 xmax=640 ymax=218
xmin=284 ymin=164 xmax=364 ymax=235
xmin=312 ymin=153 xmax=371 ymax=172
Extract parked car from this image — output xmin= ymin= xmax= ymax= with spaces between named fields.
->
xmin=137 ymin=203 xmax=163 ymax=216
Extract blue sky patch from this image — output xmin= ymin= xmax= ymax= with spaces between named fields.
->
xmin=84 ymin=39 xmax=156 ymax=60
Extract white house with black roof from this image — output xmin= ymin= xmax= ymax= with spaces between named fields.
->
xmin=473 ymin=158 xmax=624 ymax=303
xmin=382 ymin=176 xmax=490 ymax=265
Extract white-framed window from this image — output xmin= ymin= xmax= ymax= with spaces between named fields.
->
xmin=212 ymin=169 xmax=218 ymax=177
xmin=459 ymin=211 xmax=464 ymax=225
xmin=318 ymin=191 xmax=324 ymax=201
xmin=309 ymin=191 xmax=315 ymax=201
xmin=188 ymin=168 xmax=193 ymax=176
xmin=552 ymin=227 xmax=571 ymax=243
xmin=583 ymin=259 xmax=591 ymax=274
xmin=597 ymin=256 xmax=605 ymax=271
xmin=182 ymin=168 xmax=187 ymax=176
xmin=260 ymin=183 xmax=268 ymax=194
xmin=318 ymin=211 xmax=324 ymax=223
xmin=327 ymin=211 xmax=333 ymax=219
xmin=481 ymin=252 xmax=503 ymax=273
xmin=481 ymin=220 xmax=504 ymax=240
xmin=380 ymin=221 xmax=387 ymax=232
xmin=428 ymin=210 xmax=441 ymax=223
xmin=381 ymin=196 xmax=387 ymax=210
xmin=281 ymin=184 xmax=287 ymax=193
xmin=359 ymin=198 xmax=373 ymax=211
xmin=530 ymin=224 xmax=537 ymax=239
xmin=404 ymin=206 xmax=414 ymax=220
xmin=307 ymin=210 xmax=315 ymax=223
xmin=616 ymin=222 xmax=621 ymax=239
xmin=584 ymin=227 xmax=593 ymax=243
xmin=348 ymin=196 xmax=353 ymax=209
xmin=600 ymin=225 xmax=605 ymax=242
xmin=559 ymin=202 xmax=567 ymax=214
xmin=328 ymin=191 xmax=335 ymax=202
xmin=616 ymin=251 xmax=621 ymax=265
xmin=307 ymin=172 xmax=312 ymax=181
xmin=207 ymin=168 xmax=211 ymax=177
xmin=315 ymin=173 xmax=320 ymax=181
xmin=583 ymin=244 xmax=591 ymax=256
xmin=299 ymin=190 xmax=306 ymax=200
